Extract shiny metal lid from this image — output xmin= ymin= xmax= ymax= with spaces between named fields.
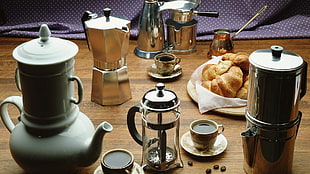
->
xmin=83 ymin=8 xmax=130 ymax=70
xmin=141 ymin=83 xmax=180 ymax=112
xmin=13 ymin=24 xmax=78 ymax=65
xmin=249 ymin=45 xmax=304 ymax=71
xmin=84 ymin=8 xmax=130 ymax=31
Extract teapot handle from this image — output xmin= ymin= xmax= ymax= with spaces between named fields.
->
xmin=127 ymin=105 xmax=143 ymax=146
xmin=0 ymin=96 xmax=23 ymax=133
xmin=69 ymin=76 xmax=83 ymax=104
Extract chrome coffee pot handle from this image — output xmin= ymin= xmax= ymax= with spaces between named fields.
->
xmin=301 ymin=61 xmax=308 ymax=98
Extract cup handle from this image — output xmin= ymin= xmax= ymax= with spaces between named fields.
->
xmin=15 ymin=67 xmax=22 ymax=92
xmin=218 ymin=124 xmax=224 ymax=134
xmin=0 ymin=96 xmax=23 ymax=133
xmin=69 ymin=76 xmax=84 ymax=104
xmin=175 ymin=57 xmax=181 ymax=64
xmin=127 ymin=105 xmax=143 ymax=146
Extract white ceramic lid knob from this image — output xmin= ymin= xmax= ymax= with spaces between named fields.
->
xmin=39 ymin=24 xmax=51 ymax=42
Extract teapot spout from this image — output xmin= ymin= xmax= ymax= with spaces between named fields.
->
xmin=80 ymin=121 xmax=113 ymax=166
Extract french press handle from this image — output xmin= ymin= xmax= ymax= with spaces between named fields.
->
xmin=127 ymin=105 xmax=143 ymax=146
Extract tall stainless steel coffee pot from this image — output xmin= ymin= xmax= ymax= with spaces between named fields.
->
xmin=82 ymin=8 xmax=132 ymax=105
xmin=241 ymin=46 xmax=307 ymax=174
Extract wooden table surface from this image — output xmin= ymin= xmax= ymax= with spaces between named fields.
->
xmin=0 ymin=37 xmax=309 ymax=174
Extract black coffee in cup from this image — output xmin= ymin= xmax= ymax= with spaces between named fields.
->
xmin=158 ymin=56 xmax=174 ymax=62
xmin=101 ymin=149 xmax=134 ymax=174
xmin=193 ymin=123 xmax=216 ymax=134
xmin=103 ymin=151 xmax=132 ymax=168
xmin=190 ymin=119 xmax=224 ymax=150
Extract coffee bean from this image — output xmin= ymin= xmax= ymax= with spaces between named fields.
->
xmin=213 ymin=165 xmax=219 ymax=169
xmin=220 ymin=166 xmax=226 ymax=172
xmin=206 ymin=168 xmax=212 ymax=173
xmin=187 ymin=161 xmax=193 ymax=166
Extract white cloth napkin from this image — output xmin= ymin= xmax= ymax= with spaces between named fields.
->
xmin=190 ymin=57 xmax=247 ymax=114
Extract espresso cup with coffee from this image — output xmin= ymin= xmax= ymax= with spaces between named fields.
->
xmin=154 ymin=53 xmax=181 ymax=76
xmin=190 ymin=119 xmax=224 ymax=151
xmin=101 ymin=149 xmax=134 ymax=174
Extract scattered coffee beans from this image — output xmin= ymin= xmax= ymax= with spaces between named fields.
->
xmin=205 ymin=168 xmax=212 ymax=174
xmin=220 ymin=166 xmax=226 ymax=172
xmin=187 ymin=161 xmax=193 ymax=166
xmin=213 ymin=165 xmax=219 ymax=170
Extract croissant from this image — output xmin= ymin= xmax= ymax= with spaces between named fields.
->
xmin=222 ymin=52 xmax=250 ymax=72
xmin=236 ymin=75 xmax=249 ymax=99
xmin=202 ymin=66 xmax=243 ymax=98
xmin=201 ymin=60 xmax=233 ymax=81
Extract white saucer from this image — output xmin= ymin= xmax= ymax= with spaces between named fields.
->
xmin=147 ymin=64 xmax=182 ymax=79
xmin=93 ymin=162 xmax=144 ymax=174
xmin=181 ymin=131 xmax=227 ymax=157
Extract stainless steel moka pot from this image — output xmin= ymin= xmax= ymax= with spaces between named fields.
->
xmin=134 ymin=0 xmax=201 ymax=58
xmin=241 ymin=46 xmax=307 ymax=174
xmin=82 ymin=8 xmax=132 ymax=105
xmin=166 ymin=0 xmax=218 ymax=54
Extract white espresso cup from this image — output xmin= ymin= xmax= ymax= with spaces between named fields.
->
xmin=154 ymin=52 xmax=181 ymax=76
xmin=190 ymin=119 xmax=224 ymax=151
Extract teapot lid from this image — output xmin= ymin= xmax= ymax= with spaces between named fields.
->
xmin=13 ymin=24 xmax=78 ymax=65
xmin=249 ymin=45 xmax=304 ymax=71
xmin=141 ymin=83 xmax=180 ymax=112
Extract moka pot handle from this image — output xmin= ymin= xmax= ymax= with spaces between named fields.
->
xmin=127 ymin=105 xmax=143 ymax=146
xmin=0 ymin=96 xmax=23 ymax=133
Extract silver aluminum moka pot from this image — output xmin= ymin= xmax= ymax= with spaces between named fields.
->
xmin=134 ymin=0 xmax=202 ymax=58
xmin=82 ymin=8 xmax=132 ymax=105
xmin=166 ymin=0 xmax=218 ymax=54
xmin=241 ymin=46 xmax=307 ymax=174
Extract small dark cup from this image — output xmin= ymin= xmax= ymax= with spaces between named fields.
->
xmin=154 ymin=52 xmax=181 ymax=76
xmin=101 ymin=149 xmax=134 ymax=174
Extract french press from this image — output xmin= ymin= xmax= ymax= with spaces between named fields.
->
xmin=127 ymin=83 xmax=183 ymax=172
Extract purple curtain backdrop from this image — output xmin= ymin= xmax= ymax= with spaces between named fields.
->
xmin=0 ymin=0 xmax=309 ymax=40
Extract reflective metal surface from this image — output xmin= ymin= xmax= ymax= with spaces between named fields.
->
xmin=242 ymin=112 xmax=301 ymax=174
xmin=247 ymin=46 xmax=306 ymax=124
xmin=242 ymin=46 xmax=307 ymax=174
xmin=83 ymin=9 xmax=132 ymax=105
xmin=208 ymin=29 xmax=234 ymax=57
xmin=135 ymin=0 xmax=201 ymax=58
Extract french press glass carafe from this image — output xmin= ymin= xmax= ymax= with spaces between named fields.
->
xmin=127 ymin=83 xmax=183 ymax=172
